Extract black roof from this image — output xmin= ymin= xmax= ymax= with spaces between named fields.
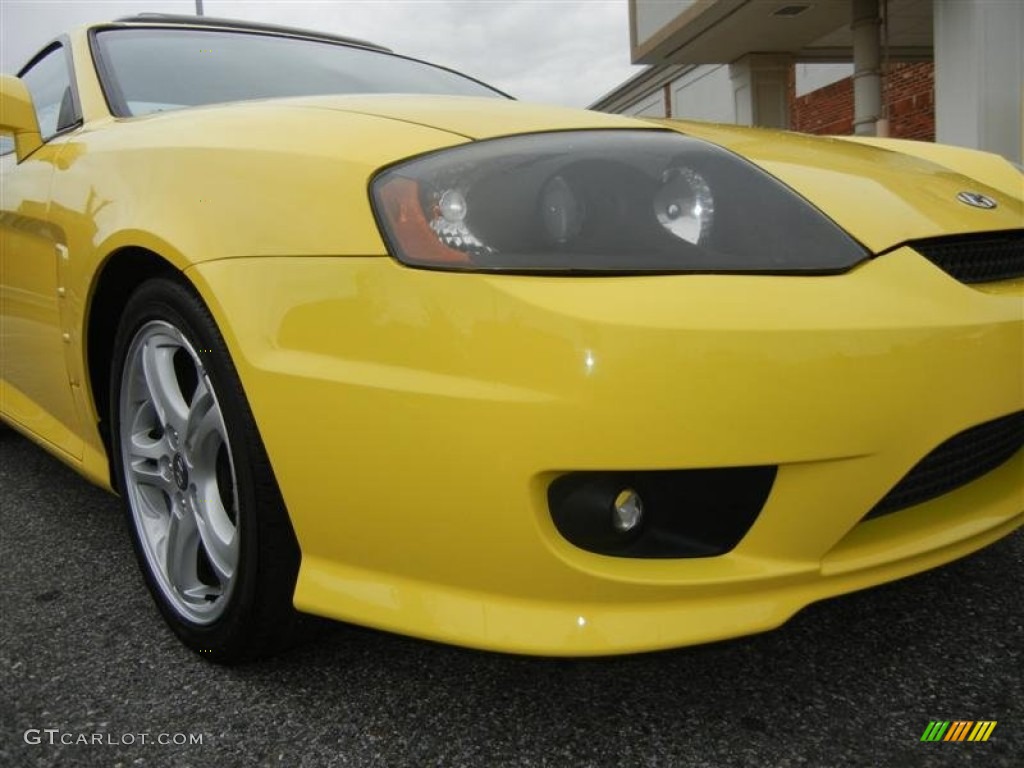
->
xmin=113 ymin=13 xmax=391 ymax=52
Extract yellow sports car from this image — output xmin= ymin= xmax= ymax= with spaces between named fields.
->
xmin=1 ymin=14 xmax=1021 ymax=664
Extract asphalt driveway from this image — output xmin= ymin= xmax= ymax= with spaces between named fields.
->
xmin=1 ymin=426 xmax=1021 ymax=767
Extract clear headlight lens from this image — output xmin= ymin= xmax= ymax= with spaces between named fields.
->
xmin=371 ymin=130 xmax=867 ymax=274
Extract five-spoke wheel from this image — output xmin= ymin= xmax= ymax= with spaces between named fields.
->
xmin=119 ymin=320 xmax=238 ymax=624
xmin=111 ymin=278 xmax=300 ymax=662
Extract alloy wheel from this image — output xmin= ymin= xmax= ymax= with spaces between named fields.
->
xmin=118 ymin=320 xmax=239 ymax=624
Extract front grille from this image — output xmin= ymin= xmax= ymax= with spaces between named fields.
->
xmin=865 ymin=411 xmax=1024 ymax=520
xmin=911 ymin=230 xmax=1024 ymax=284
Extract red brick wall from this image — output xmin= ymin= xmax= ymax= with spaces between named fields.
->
xmin=789 ymin=73 xmax=854 ymax=135
xmin=788 ymin=62 xmax=934 ymax=140
xmin=885 ymin=62 xmax=935 ymax=140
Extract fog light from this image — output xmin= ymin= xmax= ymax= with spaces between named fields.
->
xmin=612 ymin=488 xmax=643 ymax=532
xmin=548 ymin=467 xmax=776 ymax=557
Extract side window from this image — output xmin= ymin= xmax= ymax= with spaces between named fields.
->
xmin=20 ymin=44 xmax=77 ymax=141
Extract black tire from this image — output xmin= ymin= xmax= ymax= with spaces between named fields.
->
xmin=110 ymin=277 xmax=300 ymax=663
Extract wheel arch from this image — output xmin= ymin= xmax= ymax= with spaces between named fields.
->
xmin=85 ymin=245 xmax=183 ymax=480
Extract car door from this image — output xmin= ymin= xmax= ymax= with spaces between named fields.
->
xmin=0 ymin=42 xmax=83 ymax=458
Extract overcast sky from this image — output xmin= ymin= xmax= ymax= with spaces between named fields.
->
xmin=0 ymin=0 xmax=645 ymax=107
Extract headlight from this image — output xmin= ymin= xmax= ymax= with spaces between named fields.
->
xmin=371 ymin=130 xmax=867 ymax=274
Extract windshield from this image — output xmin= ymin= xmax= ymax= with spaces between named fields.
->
xmin=93 ymin=27 xmax=508 ymax=116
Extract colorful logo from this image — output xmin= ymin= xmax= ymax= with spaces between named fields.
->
xmin=920 ymin=721 xmax=997 ymax=742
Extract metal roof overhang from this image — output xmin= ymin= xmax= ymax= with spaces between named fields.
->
xmin=630 ymin=0 xmax=933 ymax=65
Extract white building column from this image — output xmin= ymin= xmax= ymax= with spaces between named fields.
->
xmin=851 ymin=0 xmax=883 ymax=136
xmin=729 ymin=54 xmax=792 ymax=129
xmin=934 ymin=0 xmax=1023 ymax=163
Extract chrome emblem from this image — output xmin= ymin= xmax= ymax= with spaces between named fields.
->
xmin=956 ymin=191 xmax=997 ymax=210
xmin=172 ymin=453 xmax=189 ymax=491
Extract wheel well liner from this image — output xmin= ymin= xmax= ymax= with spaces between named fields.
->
xmin=86 ymin=247 xmax=178 ymax=475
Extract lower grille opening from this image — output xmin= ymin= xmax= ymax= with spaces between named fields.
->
xmin=865 ymin=410 xmax=1024 ymax=521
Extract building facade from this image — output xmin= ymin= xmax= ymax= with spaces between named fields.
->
xmin=592 ymin=0 xmax=1022 ymax=162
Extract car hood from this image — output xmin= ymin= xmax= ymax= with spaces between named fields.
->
xmin=281 ymin=93 xmax=645 ymax=139
xmin=282 ymin=95 xmax=1023 ymax=253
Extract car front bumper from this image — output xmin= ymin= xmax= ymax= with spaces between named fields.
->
xmin=188 ymin=247 xmax=1024 ymax=655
